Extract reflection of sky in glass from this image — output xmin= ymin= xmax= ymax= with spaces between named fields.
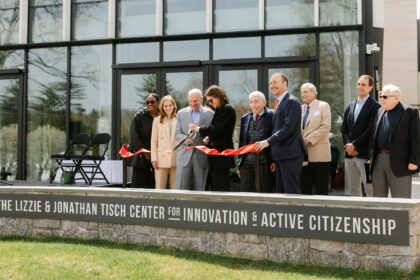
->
xmin=266 ymin=0 xmax=314 ymax=29
xmin=165 ymin=0 xmax=206 ymax=35
xmin=213 ymin=37 xmax=260 ymax=60
xmin=215 ymin=0 xmax=258 ymax=32
xmin=117 ymin=42 xmax=160 ymax=63
xmin=166 ymin=72 xmax=203 ymax=109
xmin=72 ymin=0 xmax=108 ymax=40
xmin=30 ymin=0 xmax=62 ymax=43
xmin=118 ymin=0 xmax=155 ymax=37
xmin=319 ymin=0 xmax=357 ymax=26
xmin=164 ymin=40 xmax=209 ymax=61
xmin=0 ymin=50 xmax=24 ymax=69
xmin=265 ymin=34 xmax=316 ymax=57
xmin=219 ymin=69 xmax=258 ymax=148
xmin=0 ymin=0 xmax=19 ymax=45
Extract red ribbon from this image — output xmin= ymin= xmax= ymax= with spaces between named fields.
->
xmin=119 ymin=143 xmax=260 ymax=158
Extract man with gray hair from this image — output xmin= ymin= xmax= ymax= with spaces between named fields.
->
xmin=237 ymin=91 xmax=274 ymax=192
xmin=369 ymin=84 xmax=420 ymax=198
xmin=175 ymin=88 xmax=214 ymax=190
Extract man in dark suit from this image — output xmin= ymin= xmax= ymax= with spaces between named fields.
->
xmin=255 ymin=73 xmax=306 ymax=194
xmin=237 ymin=91 xmax=274 ymax=193
xmin=341 ymin=75 xmax=380 ymax=197
xmin=369 ymin=84 xmax=420 ymax=198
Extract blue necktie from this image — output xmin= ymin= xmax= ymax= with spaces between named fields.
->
xmin=302 ymin=106 xmax=310 ymax=129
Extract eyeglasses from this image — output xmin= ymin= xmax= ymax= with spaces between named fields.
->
xmin=379 ymin=95 xmax=396 ymax=100
xmin=146 ymin=100 xmax=156 ymax=104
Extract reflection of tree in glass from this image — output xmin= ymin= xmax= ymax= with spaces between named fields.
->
xmin=30 ymin=0 xmax=62 ymax=42
xmin=170 ymin=76 xmax=202 ymax=110
xmin=0 ymin=0 xmax=19 ymax=45
xmin=0 ymin=124 xmax=18 ymax=178
xmin=135 ymin=74 xmax=157 ymax=108
xmin=0 ymin=81 xmax=19 ymax=126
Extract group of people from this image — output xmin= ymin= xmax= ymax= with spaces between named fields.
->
xmin=128 ymin=72 xmax=420 ymax=198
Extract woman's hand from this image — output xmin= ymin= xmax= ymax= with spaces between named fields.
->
xmin=152 ymin=161 xmax=158 ymax=169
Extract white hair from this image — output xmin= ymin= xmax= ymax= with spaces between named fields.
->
xmin=249 ymin=91 xmax=266 ymax=101
xmin=188 ymin=88 xmax=202 ymax=98
xmin=300 ymin=83 xmax=317 ymax=96
xmin=382 ymin=84 xmax=401 ymax=96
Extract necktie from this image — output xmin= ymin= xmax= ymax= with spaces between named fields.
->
xmin=254 ymin=114 xmax=259 ymax=129
xmin=302 ymin=106 xmax=310 ymax=129
xmin=274 ymin=99 xmax=280 ymax=113
xmin=354 ymin=100 xmax=361 ymax=121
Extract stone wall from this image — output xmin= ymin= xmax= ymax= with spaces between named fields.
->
xmin=0 ymin=187 xmax=420 ymax=271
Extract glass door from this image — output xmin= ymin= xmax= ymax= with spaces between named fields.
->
xmin=0 ymin=74 xmax=24 ymax=180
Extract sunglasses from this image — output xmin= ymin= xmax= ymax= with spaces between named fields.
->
xmin=146 ymin=100 xmax=156 ymax=104
xmin=206 ymin=97 xmax=213 ymax=104
xmin=379 ymin=95 xmax=396 ymax=100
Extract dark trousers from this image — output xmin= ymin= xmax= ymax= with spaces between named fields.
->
xmin=274 ymin=156 xmax=304 ymax=194
xmin=131 ymin=164 xmax=155 ymax=188
xmin=301 ymin=162 xmax=331 ymax=195
xmin=239 ymin=162 xmax=275 ymax=193
xmin=210 ymin=168 xmax=230 ymax=191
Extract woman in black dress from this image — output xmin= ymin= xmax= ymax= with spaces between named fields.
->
xmin=189 ymin=85 xmax=236 ymax=191
xmin=128 ymin=93 xmax=160 ymax=188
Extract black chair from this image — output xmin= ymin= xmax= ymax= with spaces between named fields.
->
xmin=71 ymin=133 xmax=111 ymax=185
xmin=49 ymin=133 xmax=91 ymax=183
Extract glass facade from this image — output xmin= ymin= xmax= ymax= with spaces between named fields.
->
xmin=72 ymin=0 xmax=108 ymax=40
xmin=27 ymin=48 xmax=67 ymax=181
xmin=0 ymin=1 xmax=366 ymax=181
xmin=164 ymin=0 xmax=206 ymax=35
xmin=70 ymin=45 xmax=112 ymax=158
xmin=118 ymin=0 xmax=155 ymax=38
xmin=29 ymin=0 xmax=63 ymax=43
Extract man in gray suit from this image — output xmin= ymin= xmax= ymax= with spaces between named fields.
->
xmin=175 ymin=88 xmax=214 ymax=190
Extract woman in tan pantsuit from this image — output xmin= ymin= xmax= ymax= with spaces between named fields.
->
xmin=151 ymin=95 xmax=177 ymax=189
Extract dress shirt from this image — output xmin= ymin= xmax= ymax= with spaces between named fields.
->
xmin=354 ymin=95 xmax=369 ymax=121
xmin=191 ymin=106 xmax=202 ymax=124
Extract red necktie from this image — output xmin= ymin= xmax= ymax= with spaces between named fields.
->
xmin=254 ymin=114 xmax=259 ymax=129
xmin=274 ymin=99 xmax=280 ymax=113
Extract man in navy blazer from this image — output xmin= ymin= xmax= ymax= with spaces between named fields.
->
xmin=237 ymin=91 xmax=274 ymax=193
xmin=255 ymin=73 xmax=307 ymax=194
xmin=341 ymin=75 xmax=380 ymax=196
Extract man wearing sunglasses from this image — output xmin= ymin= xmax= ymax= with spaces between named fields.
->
xmin=341 ymin=75 xmax=380 ymax=197
xmin=368 ymin=84 xmax=420 ymax=198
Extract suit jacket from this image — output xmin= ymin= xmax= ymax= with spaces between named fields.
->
xmin=151 ymin=116 xmax=177 ymax=168
xmin=301 ymin=99 xmax=331 ymax=162
xmin=238 ymin=107 xmax=274 ymax=168
xmin=341 ymin=96 xmax=380 ymax=159
xmin=369 ymin=102 xmax=420 ymax=177
xmin=268 ymin=92 xmax=306 ymax=161
xmin=175 ymin=106 xmax=214 ymax=167
xmin=199 ymin=103 xmax=236 ymax=168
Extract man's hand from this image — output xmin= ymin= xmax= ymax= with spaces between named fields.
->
xmin=408 ymin=163 xmax=418 ymax=170
xmin=255 ymin=140 xmax=269 ymax=151
xmin=344 ymin=143 xmax=356 ymax=155
xmin=144 ymin=153 xmax=151 ymax=161
xmin=270 ymin=162 xmax=275 ymax=173
xmin=237 ymin=170 xmax=240 ymax=178
xmin=203 ymin=136 xmax=210 ymax=145
xmin=186 ymin=137 xmax=194 ymax=144
xmin=304 ymin=138 xmax=309 ymax=146
xmin=189 ymin=123 xmax=200 ymax=132
xmin=152 ymin=161 xmax=158 ymax=169
xmin=351 ymin=150 xmax=359 ymax=156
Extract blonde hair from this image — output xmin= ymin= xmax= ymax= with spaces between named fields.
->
xmin=159 ymin=95 xmax=177 ymax=123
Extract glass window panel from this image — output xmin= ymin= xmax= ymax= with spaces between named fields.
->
xmin=214 ymin=0 xmax=258 ymax=32
xmin=118 ymin=0 xmax=155 ymax=38
xmin=267 ymin=68 xmax=309 ymax=108
xmin=71 ymin=45 xmax=112 ymax=158
xmin=218 ymin=69 xmax=258 ymax=148
xmin=27 ymin=48 xmax=67 ymax=181
xmin=166 ymin=72 xmax=203 ymax=109
xmin=164 ymin=40 xmax=209 ymax=61
xmin=164 ymin=0 xmax=206 ymax=35
xmin=0 ymin=50 xmax=24 ymax=69
xmin=29 ymin=0 xmax=63 ymax=43
xmin=0 ymin=79 xmax=19 ymax=180
xmin=266 ymin=0 xmax=314 ymax=29
xmin=213 ymin=37 xmax=260 ymax=60
xmin=0 ymin=0 xmax=19 ymax=45
xmin=320 ymin=31 xmax=358 ymax=170
xmin=320 ymin=0 xmax=358 ymax=26
xmin=72 ymin=0 xmax=108 ymax=40
xmin=117 ymin=42 xmax=160 ymax=64
xmin=120 ymin=73 xmax=157 ymax=145
xmin=265 ymin=34 xmax=316 ymax=57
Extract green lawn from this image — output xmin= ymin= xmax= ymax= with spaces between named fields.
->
xmin=0 ymin=236 xmax=418 ymax=280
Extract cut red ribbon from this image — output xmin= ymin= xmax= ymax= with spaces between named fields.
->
xmin=183 ymin=143 xmax=261 ymax=156
xmin=119 ymin=146 xmax=174 ymax=158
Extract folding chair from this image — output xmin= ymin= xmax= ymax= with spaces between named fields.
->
xmin=49 ymin=133 xmax=91 ymax=183
xmin=71 ymin=133 xmax=111 ymax=185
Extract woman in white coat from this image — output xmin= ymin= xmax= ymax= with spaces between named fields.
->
xmin=151 ymin=95 xmax=177 ymax=189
